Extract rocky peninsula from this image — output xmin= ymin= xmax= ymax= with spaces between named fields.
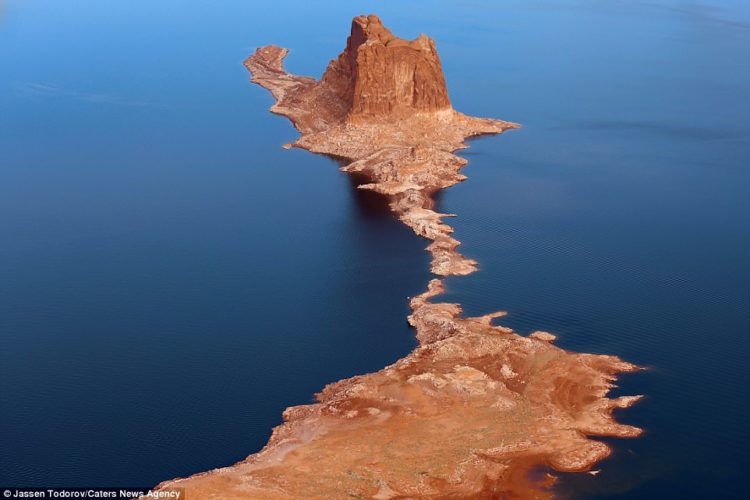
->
xmin=151 ymin=15 xmax=641 ymax=498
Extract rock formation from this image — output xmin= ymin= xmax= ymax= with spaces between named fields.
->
xmin=323 ymin=15 xmax=451 ymax=120
xmin=246 ymin=14 xmax=515 ymax=276
xmin=148 ymin=14 xmax=641 ymax=499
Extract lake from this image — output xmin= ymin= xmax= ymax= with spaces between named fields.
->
xmin=1 ymin=1 xmax=748 ymax=498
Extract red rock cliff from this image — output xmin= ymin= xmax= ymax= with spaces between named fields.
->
xmin=321 ymin=14 xmax=452 ymax=120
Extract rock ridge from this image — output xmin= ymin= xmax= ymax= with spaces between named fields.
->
xmin=147 ymin=14 xmax=642 ymax=499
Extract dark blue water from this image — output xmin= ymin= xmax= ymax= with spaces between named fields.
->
xmin=1 ymin=0 xmax=748 ymax=498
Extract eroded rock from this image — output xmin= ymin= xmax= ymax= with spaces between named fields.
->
xmin=148 ymin=15 xmax=641 ymax=499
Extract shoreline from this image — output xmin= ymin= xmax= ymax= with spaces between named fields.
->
xmin=149 ymin=16 xmax=642 ymax=498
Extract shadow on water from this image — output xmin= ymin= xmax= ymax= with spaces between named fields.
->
xmin=345 ymin=172 xmax=394 ymax=217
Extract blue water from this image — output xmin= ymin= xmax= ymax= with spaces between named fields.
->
xmin=1 ymin=0 xmax=748 ymax=498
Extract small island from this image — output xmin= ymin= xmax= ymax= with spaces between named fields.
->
xmin=151 ymin=15 xmax=641 ymax=498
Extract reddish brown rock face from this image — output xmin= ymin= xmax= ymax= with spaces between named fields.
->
xmin=147 ymin=15 xmax=642 ymax=499
xmin=321 ymin=14 xmax=451 ymax=120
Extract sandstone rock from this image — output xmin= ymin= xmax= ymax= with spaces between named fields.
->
xmin=321 ymin=14 xmax=451 ymax=120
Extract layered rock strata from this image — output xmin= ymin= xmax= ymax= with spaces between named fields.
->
xmin=150 ymin=15 xmax=641 ymax=499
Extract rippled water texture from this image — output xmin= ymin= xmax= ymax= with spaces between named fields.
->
xmin=1 ymin=1 xmax=748 ymax=497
